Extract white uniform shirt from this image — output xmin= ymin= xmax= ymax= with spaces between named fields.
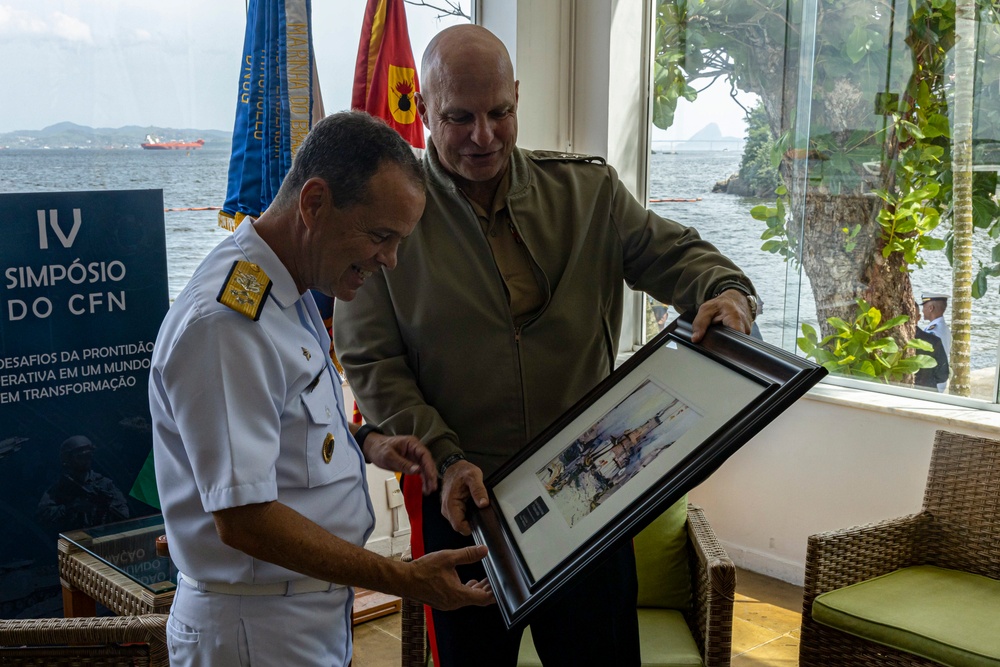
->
xmin=925 ymin=315 xmax=952 ymax=354
xmin=150 ymin=220 xmax=374 ymax=584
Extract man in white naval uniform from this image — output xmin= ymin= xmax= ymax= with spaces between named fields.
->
xmin=919 ymin=292 xmax=952 ymax=392
xmin=150 ymin=112 xmax=494 ymax=667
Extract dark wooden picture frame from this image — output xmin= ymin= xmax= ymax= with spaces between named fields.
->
xmin=469 ymin=313 xmax=826 ymax=629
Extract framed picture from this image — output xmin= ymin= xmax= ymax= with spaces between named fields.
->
xmin=469 ymin=313 xmax=827 ymax=628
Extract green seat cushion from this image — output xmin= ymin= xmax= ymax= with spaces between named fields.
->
xmin=634 ymin=495 xmax=691 ymax=610
xmin=813 ymin=565 xmax=1000 ymax=667
xmin=517 ymin=609 xmax=702 ymax=666
xmin=637 ymin=609 xmax=704 ymax=666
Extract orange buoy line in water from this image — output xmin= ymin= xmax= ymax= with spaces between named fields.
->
xmin=648 ymin=197 xmax=702 ymax=203
xmin=164 ymin=206 xmax=223 ymax=212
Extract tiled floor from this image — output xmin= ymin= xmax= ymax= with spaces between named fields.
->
xmin=731 ymin=568 xmax=804 ymax=666
xmin=352 ymin=567 xmax=805 ymax=666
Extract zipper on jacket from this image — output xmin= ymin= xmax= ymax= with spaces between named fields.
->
xmin=506 ymin=212 xmax=551 ymax=323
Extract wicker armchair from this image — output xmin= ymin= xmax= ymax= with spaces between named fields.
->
xmin=402 ymin=504 xmax=735 ymax=667
xmin=799 ymin=429 xmax=1000 ymax=666
xmin=0 ymin=614 xmax=168 ymax=666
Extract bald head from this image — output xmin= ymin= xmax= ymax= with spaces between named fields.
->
xmin=421 ymin=25 xmax=515 ymax=101
xmin=416 ymin=25 xmax=519 ymax=202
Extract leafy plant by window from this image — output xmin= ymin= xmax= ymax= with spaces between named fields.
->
xmin=751 ymin=185 xmax=792 ymax=261
xmin=798 ymin=299 xmax=939 ymax=382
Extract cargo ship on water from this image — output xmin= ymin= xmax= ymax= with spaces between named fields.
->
xmin=141 ymin=134 xmax=205 ymax=150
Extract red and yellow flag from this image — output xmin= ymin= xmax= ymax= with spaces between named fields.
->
xmin=352 ymin=0 xmax=425 ymax=148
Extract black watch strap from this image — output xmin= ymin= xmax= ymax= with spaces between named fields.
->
xmin=437 ymin=453 xmax=466 ymax=478
xmin=354 ymin=423 xmax=383 ymax=449
xmin=712 ymin=280 xmax=761 ymax=320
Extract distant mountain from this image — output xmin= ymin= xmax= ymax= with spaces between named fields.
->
xmin=688 ymin=122 xmax=741 ymax=143
xmin=650 ymin=122 xmax=745 ymax=153
xmin=0 ymin=123 xmax=232 ymax=150
xmin=36 ymin=121 xmax=95 ymax=136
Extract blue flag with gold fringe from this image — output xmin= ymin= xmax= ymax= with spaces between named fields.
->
xmin=218 ymin=0 xmax=323 ymax=231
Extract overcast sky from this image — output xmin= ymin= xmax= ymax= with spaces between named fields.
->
xmin=0 ymin=1 xmax=468 ymax=133
xmin=0 ymin=1 xmax=749 ymax=139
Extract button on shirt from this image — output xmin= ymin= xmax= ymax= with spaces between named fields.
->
xmin=149 ymin=220 xmax=374 ymax=584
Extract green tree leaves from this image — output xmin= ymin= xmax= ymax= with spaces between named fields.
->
xmin=798 ymin=299 xmax=939 ymax=381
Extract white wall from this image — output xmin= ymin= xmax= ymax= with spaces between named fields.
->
xmin=481 ymin=0 xmax=644 ymax=191
xmin=482 ymin=0 xmax=578 ymax=154
xmin=690 ymin=386 xmax=1000 ymax=584
xmin=343 ymin=383 xmax=412 ymax=558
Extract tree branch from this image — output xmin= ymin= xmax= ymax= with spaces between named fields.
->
xmin=404 ymin=0 xmax=470 ymax=20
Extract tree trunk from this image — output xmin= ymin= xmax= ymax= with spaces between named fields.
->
xmin=950 ymin=0 xmax=977 ymax=396
xmin=722 ymin=6 xmax=918 ymax=349
xmin=790 ymin=190 xmax=915 ymax=341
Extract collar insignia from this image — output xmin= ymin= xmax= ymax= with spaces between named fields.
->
xmin=217 ymin=260 xmax=272 ymax=321
xmin=302 ymin=347 xmax=311 ymax=360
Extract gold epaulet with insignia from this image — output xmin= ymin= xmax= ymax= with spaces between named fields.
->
xmin=527 ymin=150 xmax=606 ymax=165
xmin=217 ymin=260 xmax=272 ymax=321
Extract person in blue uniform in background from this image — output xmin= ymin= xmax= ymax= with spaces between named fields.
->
xmin=913 ymin=327 xmax=949 ymax=391
xmin=918 ymin=293 xmax=951 ymax=392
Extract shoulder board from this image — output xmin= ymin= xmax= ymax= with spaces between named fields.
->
xmin=216 ymin=260 xmax=272 ymax=321
xmin=527 ymin=150 xmax=606 ymax=165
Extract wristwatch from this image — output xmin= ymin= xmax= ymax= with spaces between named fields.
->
xmin=745 ymin=293 xmax=760 ymax=320
xmin=437 ymin=453 xmax=466 ymax=478
xmin=353 ymin=423 xmax=383 ymax=449
xmin=713 ymin=281 xmax=762 ymax=321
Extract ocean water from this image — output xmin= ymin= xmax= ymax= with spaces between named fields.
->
xmin=647 ymin=150 xmax=799 ymax=347
xmin=649 ymin=151 xmax=1000 ymax=375
xmin=2 ymin=147 xmax=997 ymax=372
xmin=0 ymin=147 xmax=232 ymax=301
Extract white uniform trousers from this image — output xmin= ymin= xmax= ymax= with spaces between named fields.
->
xmin=167 ymin=575 xmax=354 ymax=666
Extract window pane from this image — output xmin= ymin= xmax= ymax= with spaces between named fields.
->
xmin=650 ymin=0 xmax=1000 ymax=405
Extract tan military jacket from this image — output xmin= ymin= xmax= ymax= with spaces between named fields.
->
xmin=334 ymin=142 xmax=753 ymax=476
